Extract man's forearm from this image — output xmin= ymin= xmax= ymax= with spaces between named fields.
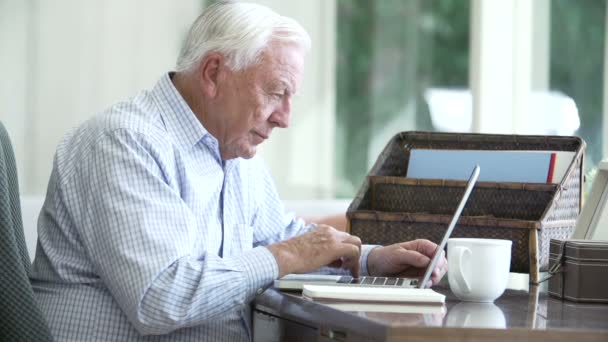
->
xmin=133 ymin=247 xmax=278 ymax=335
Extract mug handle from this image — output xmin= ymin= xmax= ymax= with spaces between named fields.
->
xmin=452 ymin=246 xmax=472 ymax=294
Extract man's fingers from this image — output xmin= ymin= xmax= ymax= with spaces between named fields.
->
xmin=326 ymin=227 xmax=361 ymax=275
xmin=430 ymin=256 xmax=448 ymax=285
xmin=271 ymin=225 xmax=362 ymax=276
xmin=323 ymin=228 xmax=362 ymax=273
xmin=342 ymin=235 xmax=362 ymax=251
xmin=334 ymin=243 xmax=361 ymax=277
xmin=434 ymin=251 xmax=447 ymax=269
xmin=401 ymin=239 xmax=441 ymax=259
xmin=363 ymin=239 xmax=448 ymax=287
xmin=391 ymin=248 xmax=431 ymax=268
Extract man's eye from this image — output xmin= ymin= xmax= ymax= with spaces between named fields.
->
xmin=273 ymin=93 xmax=284 ymax=99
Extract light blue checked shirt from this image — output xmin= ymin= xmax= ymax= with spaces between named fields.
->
xmin=30 ymin=73 xmax=375 ymax=341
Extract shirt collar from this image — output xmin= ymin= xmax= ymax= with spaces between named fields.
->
xmin=151 ymin=72 xmax=210 ymax=149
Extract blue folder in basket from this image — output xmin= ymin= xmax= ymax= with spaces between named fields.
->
xmin=407 ymin=149 xmax=552 ymax=183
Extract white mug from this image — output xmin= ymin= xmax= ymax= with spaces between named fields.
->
xmin=447 ymin=238 xmax=512 ymax=302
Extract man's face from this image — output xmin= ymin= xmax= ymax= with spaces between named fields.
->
xmin=215 ymin=41 xmax=305 ymax=160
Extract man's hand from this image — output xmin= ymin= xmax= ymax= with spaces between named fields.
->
xmin=367 ymin=239 xmax=447 ymax=288
xmin=267 ymin=225 xmax=362 ymax=278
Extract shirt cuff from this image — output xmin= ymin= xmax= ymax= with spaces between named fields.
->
xmin=234 ymin=246 xmax=279 ymax=298
xmin=360 ymin=244 xmax=380 ymax=276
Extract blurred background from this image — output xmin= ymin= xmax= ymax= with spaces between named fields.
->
xmin=1 ymin=0 xmax=606 ymax=201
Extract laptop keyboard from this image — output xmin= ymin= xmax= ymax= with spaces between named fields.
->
xmin=336 ymin=276 xmax=418 ymax=288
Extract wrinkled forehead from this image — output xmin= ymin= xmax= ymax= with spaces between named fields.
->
xmin=252 ymin=42 xmax=306 ymax=92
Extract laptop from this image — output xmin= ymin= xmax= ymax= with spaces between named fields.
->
xmin=274 ymin=165 xmax=481 ymax=291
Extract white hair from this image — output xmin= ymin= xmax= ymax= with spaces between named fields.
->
xmin=175 ymin=1 xmax=311 ymax=72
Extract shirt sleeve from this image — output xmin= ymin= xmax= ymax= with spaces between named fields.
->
xmin=310 ymin=244 xmax=378 ymax=277
xmin=68 ymin=129 xmax=278 ymax=336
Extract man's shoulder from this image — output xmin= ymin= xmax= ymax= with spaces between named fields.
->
xmin=93 ymin=91 xmax=166 ymax=138
xmin=65 ymin=91 xmax=168 ymax=148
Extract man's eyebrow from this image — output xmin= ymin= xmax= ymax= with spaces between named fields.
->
xmin=279 ymin=78 xmax=296 ymax=94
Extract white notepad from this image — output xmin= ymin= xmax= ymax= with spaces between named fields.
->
xmin=302 ymin=284 xmax=446 ymax=304
xmin=321 ymin=302 xmax=446 ymax=314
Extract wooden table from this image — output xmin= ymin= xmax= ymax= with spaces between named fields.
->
xmin=253 ymin=280 xmax=608 ymax=341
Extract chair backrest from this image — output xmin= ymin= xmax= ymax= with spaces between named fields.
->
xmin=0 ymin=121 xmax=54 ymax=341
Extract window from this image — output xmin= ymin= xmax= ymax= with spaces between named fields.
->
xmin=550 ymin=0 xmax=606 ymax=187
xmin=335 ymin=0 xmax=607 ymax=198
xmin=334 ymin=0 xmax=470 ymax=197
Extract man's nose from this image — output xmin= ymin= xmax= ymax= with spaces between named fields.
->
xmin=271 ymin=111 xmax=290 ymax=128
xmin=270 ymin=98 xmax=291 ymax=128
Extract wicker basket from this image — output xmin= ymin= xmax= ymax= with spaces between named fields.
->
xmin=347 ymin=131 xmax=585 ymax=283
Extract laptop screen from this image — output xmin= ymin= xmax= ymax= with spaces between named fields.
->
xmin=417 ymin=164 xmax=480 ymax=288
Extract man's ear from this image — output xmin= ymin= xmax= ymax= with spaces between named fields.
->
xmin=198 ymin=53 xmax=224 ymax=98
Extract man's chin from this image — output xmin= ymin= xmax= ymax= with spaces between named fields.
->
xmin=239 ymin=146 xmax=257 ymax=159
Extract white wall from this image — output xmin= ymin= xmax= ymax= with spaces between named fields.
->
xmin=21 ymin=196 xmax=44 ymax=260
xmin=0 ymin=0 xmax=29 ymax=191
xmin=0 ymin=0 xmax=337 ymax=200
xmin=0 ymin=0 xmax=202 ymax=194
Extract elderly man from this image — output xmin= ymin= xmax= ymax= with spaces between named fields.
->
xmin=30 ymin=1 xmax=447 ymax=341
